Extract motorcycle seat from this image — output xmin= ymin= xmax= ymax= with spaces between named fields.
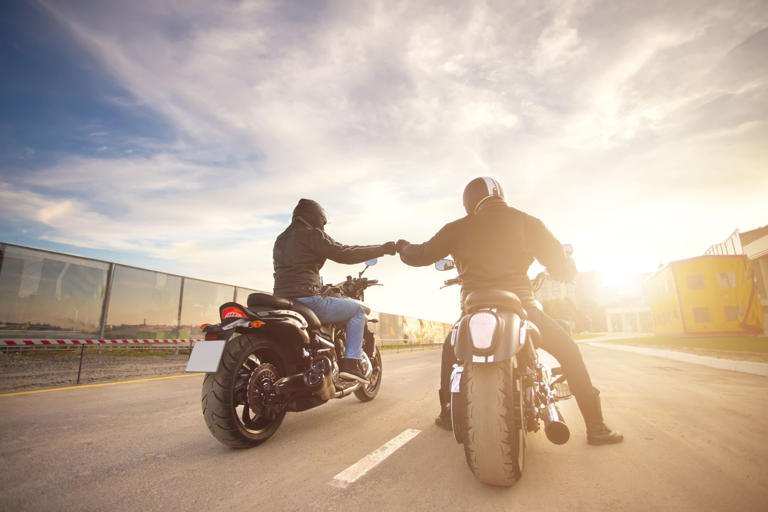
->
xmin=290 ymin=301 xmax=322 ymax=329
xmin=247 ymin=292 xmax=293 ymax=309
xmin=463 ymin=289 xmax=526 ymax=318
xmin=247 ymin=293 xmax=322 ymax=329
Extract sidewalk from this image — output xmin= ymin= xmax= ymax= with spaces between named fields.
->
xmin=587 ymin=342 xmax=768 ymax=377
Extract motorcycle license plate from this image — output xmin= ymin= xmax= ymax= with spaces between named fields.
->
xmin=185 ymin=340 xmax=226 ymax=373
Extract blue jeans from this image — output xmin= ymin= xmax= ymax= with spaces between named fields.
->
xmin=295 ymin=296 xmax=365 ymax=359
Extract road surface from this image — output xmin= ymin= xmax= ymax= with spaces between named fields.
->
xmin=1 ymin=346 xmax=767 ymax=511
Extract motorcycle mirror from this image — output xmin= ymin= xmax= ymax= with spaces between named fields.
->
xmin=435 ymin=259 xmax=455 ymax=271
xmin=562 ymin=244 xmax=574 ymax=257
xmin=359 ymin=258 xmax=378 ymax=278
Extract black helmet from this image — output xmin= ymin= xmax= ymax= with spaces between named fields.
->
xmin=462 ymin=177 xmax=505 ymax=215
xmin=292 ymin=198 xmax=328 ymax=229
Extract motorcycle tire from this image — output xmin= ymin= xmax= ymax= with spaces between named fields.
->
xmin=462 ymin=358 xmax=525 ymax=486
xmin=354 ymin=348 xmax=383 ymax=402
xmin=201 ymin=333 xmax=287 ymax=449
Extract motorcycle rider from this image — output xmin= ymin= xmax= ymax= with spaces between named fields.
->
xmin=274 ymin=198 xmax=396 ymax=383
xmin=396 ymin=177 xmax=623 ymax=445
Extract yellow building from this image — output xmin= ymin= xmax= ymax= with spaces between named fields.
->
xmin=646 ymin=255 xmax=763 ymax=335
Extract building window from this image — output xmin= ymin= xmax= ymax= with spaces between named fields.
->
xmin=687 ymin=274 xmax=706 ymax=290
xmin=693 ymin=307 xmax=711 ymax=323
xmin=724 ymin=306 xmax=739 ymax=322
xmin=717 ymin=272 xmax=737 ymax=288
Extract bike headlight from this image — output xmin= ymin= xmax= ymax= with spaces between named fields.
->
xmin=468 ymin=311 xmax=498 ymax=350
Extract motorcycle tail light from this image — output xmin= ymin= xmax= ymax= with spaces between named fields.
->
xmin=468 ymin=312 xmax=497 ymax=350
xmin=204 ymin=332 xmax=219 ymax=341
xmin=221 ymin=307 xmax=247 ymax=320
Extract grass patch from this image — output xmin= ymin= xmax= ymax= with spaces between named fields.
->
xmin=596 ymin=335 xmax=768 ymax=353
xmin=1 ymin=347 xmax=189 ymax=359
xmin=378 ymin=343 xmax=441 ymax=351
xmin=573 ymin=333 xmax=605 ymax=340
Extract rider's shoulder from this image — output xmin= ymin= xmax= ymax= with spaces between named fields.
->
xmin=507 ymin=206 xmax=542 ymax=223
xmin=442 ymin=216 xmax=469 ymax=233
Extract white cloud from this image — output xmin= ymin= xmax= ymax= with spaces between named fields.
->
xmin=8 ymin=0 xmax=768 ymax=321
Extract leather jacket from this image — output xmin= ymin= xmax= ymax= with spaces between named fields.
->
xmin=273 ymin=219 xmax=389 ymax=298
xmin=398 ymin=198 xmax=576 ymax=308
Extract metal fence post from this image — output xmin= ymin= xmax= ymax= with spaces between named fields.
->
xmin=98 ymin=263 xmax=115 ymax=339
xmin=76 ymin=344 xmax=85 ymax=384
xmin=176 ymin=277 xmax=185 ymax=338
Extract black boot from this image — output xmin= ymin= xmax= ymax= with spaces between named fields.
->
xmin=339 ymin=358 xmax=370 ymax=384
xmin=576 ymin=388 xmax=623 ymax=445
xmin=435 ymin=390 xmax=452 ymax=431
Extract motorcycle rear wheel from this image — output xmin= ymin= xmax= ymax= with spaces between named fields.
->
xmin=462 ymin=359 xmax=525 ymax=486
xmin=201 ymin=333 xmax=287 ymax=449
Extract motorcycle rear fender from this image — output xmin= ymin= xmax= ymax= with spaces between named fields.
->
xmin=453 ymin=309 xmax=524 ymax=363
xmin=186 ymin=309 xmax=310 ymax=374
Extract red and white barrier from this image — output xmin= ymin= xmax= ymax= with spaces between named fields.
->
xmin=2 ymin=339 xmax=203 ymax=346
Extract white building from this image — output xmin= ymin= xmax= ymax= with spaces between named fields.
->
xmin=706 ymin=225 xmax=768 ymax=333
xmin=535 ymin=278 xmax=576 ymax=303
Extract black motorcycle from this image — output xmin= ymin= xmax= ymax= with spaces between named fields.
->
xmin=186 ymin=259 xmax=384 ymax=448
xmin=436 ymin=249 xmax=573 ymax=486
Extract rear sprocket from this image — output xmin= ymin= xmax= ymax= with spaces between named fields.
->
xmin=247 ymin=363 xmax=279 ymax=417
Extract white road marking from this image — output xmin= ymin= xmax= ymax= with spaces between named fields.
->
xmin=330 ymin=429 xmax=422 ymax=488
xmin=589 ymin=342 xmax=768 ymax=377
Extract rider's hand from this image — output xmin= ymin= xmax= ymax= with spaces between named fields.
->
xmin=396 ymin=239 xmax=409 ymax=253
xmin=382 ymin=241 xmax=397 ymax=255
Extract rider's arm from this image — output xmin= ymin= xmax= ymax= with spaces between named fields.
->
xmin=398 ymin=224 xmax=455 ymax=266
xmin=312 ymin=229 xmax=389 ymax=264
xmin=528 ymin=217 xmax=576 ymax=282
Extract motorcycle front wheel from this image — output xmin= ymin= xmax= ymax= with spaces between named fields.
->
xmin=354 ymin=348 xmax=383 ymax=402
xmin=201 ymin=333 xmax=287 ymax=449
xmin=462 ymin=358 xmax=525 ymax=486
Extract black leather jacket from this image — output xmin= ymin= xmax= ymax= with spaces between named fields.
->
xmin=273 ymin=219 xmax=389 ymax=298
xmin=398 ymin=199 xmax=576 ymax=308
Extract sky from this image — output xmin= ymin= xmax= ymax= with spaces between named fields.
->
xmin=1 ymin=0 xmax=766 ymax=322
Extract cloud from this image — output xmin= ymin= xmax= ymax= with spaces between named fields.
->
xmin=5 ymin=0 xmax=767 ymax=321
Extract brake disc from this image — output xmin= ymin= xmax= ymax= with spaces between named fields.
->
xmin=247 ymin=363 xmax=279 ymax=416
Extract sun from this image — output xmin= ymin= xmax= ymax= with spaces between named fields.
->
xmin=601 ymin=269 xmax=636 ymax=290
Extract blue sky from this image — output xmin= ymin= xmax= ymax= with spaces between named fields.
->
xmin=1 ymin=0 xmax=767 ymax=321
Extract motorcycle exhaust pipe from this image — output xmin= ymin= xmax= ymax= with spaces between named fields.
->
xmin=333 ymin=383 xmax=360 ymax=398
xmin=274 ymin=356 xmax=334 ymax=402
xmin=543 ymin=403 xmax=570 ymax=445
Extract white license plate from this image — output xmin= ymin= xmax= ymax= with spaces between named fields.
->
xmin=185 ymin=340 xmax=226 ymax=373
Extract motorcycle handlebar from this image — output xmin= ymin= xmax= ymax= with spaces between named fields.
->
xmin=531 ymin=272 xmax=549 ymax=291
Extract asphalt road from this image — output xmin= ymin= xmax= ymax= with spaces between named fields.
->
xmin=1 ymin=346 xmax=767 ymax=512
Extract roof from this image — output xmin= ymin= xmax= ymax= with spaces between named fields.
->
xmin=649 ymin=254 xmax=747 ymax=280
xmin=740 ymin=224 xmax=768 ymax=246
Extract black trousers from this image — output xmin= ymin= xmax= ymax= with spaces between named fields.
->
xmin=439 ymin=308 xmax=597 ymax=413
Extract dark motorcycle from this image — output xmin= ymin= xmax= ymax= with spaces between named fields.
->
xmin=186 ymin=259 xmax=384 ymax=448
xmin=436 ymin=248 xmax=573 ymax=486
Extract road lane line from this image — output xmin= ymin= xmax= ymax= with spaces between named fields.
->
xmin=0 ymin=373 xmax=204 ymax=397
xmin=330 ymin=428 xmax=422 ymax=488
